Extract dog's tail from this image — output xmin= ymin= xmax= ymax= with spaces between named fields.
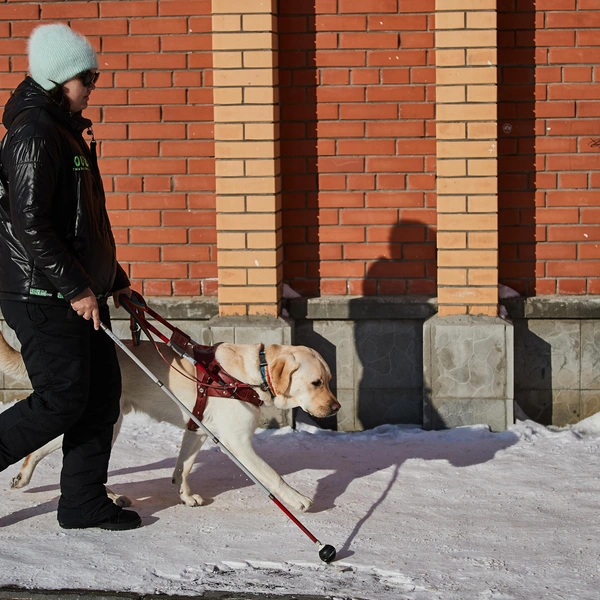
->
xmin=0 ymin=329 xmax=28 ymax=384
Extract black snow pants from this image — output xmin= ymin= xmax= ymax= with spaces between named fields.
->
xmin=0 ymin=299 xmax=121 ymax=526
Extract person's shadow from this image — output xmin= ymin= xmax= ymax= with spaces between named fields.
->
xmin=290 ymin=219 xmax=438 ymax=432
xmin=350 ymin=219 xmax=437 ymax=431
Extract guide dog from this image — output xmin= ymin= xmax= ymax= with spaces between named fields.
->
xmin=0 ymin=330 xmax=340 ymax=512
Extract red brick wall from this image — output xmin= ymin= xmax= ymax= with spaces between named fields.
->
xmin=0 ymin=1 xmax=217 ymax=297
xmin=499 ymin=0 xmax=600 ymax=296
xmin=279 ymin=0 xmax=437 ymax=297
xmin=2 ymin=1 xmax=600 ymax=299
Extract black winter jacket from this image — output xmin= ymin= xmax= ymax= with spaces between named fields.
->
xmin=0 ymin=77 xmax=129 ymax=305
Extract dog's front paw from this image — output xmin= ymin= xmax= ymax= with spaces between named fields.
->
xmin=180 ymin=493 xmax=205 ymax=507
xmin=297 ymin=494 xmax=314 ymax=512
xmin=286 ymin=492 xmax=313 ymax=513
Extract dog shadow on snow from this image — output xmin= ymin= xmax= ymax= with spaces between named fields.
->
xmin=2 ymin=426 xmax=518 ymax=561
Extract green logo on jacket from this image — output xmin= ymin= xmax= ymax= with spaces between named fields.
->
xmin=30 ymin=288 xmax=64 ymax=299
xmin=73 ymin=155 xmax=90 ymax=171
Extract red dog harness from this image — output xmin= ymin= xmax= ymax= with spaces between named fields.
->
xmin=188 ymin=344 xmax=264 ymax=431
xmin=118 ymin=291 xmax=273 ymax=432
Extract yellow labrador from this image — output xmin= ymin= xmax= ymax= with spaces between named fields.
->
xmin=0 ymin=331 xmax=340 ymax=512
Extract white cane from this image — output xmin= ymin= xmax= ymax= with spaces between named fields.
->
xmin=100 ymin=323 xmax=336 ymax=563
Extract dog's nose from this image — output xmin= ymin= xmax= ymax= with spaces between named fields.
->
xmin=330 ymin=399 xmax=341 ymax=413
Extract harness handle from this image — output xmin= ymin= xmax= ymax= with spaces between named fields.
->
xmin=120 ymin=290 xmax=190 ymax=349
xmin=117 ymin=291 xmax=263 ymax=395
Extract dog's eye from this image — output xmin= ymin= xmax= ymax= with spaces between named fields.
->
xmin=311 ymin=380 xmax=322 ymax=388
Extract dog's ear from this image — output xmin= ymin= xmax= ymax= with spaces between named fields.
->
xmin=269 ymin=355 xmax=300 ymax=396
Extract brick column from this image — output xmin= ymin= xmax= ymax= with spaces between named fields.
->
xmin=435 ymin=0 xmax=498 ymax=316
xmin=212 ymin=0 xmax=281 ymax=317
xmin=424 ymin=1 xmax=512 ymax=431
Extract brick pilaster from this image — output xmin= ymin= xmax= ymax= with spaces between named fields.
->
xmin=212 ymin=0 xmax=281 ymax=317
xmin=435 ymin=0 xmax=498 ymax=316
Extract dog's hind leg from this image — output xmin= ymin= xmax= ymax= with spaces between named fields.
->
xmin=172 ymin=429 xmax=208 ymax=507
xmin=106 ymin=488 xmax=131 ymax=507
xmin=11 ymin=435 xmax=64 ymax=489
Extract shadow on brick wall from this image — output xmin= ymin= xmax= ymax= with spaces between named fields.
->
xmin=498 ymin=0 xmax=537 ymax=296
xmin=278 ymin=3 xmax=320 ymax=297
xmin=498 ymin=0 xmax=554 ymax=424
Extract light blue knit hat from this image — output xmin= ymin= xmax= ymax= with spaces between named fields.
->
xmin=28 ymin=23 xmax=98 ymax=91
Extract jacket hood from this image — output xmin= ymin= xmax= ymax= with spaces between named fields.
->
xmin=2 ymin=76 xmax=92 ymax=133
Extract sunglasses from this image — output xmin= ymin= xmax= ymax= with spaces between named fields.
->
xmin=78 ymin=70 xmax=100 ymax=87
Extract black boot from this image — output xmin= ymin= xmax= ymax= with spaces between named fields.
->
xmin=59 ymin=508 xmax=142 ymax=531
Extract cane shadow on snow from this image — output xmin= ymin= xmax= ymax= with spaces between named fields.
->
xmin=317 ymin=429 xmax=519 ymax=559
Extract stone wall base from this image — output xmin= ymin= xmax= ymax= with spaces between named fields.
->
xmin=423 ymin=315 xmax=514 ymax=432
xmin=3 ymin=295 xmax=600 ymax=431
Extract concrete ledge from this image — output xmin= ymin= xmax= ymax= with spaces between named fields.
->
xmin=293 ymin=294 xmax=600 ymax=321
xmin=109 ymin=296 xmax=218 ymax=321
xmin=502 ymin=295 xmax=600 ymax=319
xmin=2 ymin=294 xmax=599 ymax=324
xmin=97 ymin=294 xmax=600 ymax=322
xmin=288 ymin=295 xmax=437 ymax=320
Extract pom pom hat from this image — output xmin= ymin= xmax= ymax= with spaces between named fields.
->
xmin=28 ymin=23 xmax=98 ymax=91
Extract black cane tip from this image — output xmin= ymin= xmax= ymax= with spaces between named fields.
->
xmin=319 ymin=544 xmax=336 ymax=563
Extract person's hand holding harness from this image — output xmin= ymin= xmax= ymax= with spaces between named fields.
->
xmin=112 ymin=286 xmax=132 ymax=309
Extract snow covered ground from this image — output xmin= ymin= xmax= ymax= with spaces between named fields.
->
xmin=0 ymin=403 xmax=598 ymax=600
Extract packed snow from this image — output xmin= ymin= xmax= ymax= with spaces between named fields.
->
xmin=0 ymin=402 xmax=598 ymax=600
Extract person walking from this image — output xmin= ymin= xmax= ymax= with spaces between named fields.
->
xmin=0 ymin=23 xmax=141 ymax=530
